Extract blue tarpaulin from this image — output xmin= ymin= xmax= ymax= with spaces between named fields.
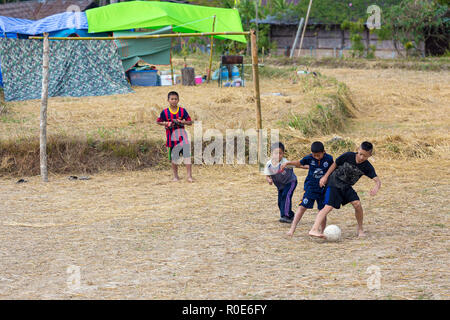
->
xmin=0 ymin=16 xmax=32 ymax=35
xmin=0 ymin=12 xmax=89 ymax=35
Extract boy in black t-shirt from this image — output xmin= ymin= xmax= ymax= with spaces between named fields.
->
xmin=308 ymin=141 xmax=382 ymax=238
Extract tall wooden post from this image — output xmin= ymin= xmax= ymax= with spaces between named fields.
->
xmin=290 ymin=17 xmax=304 ymax=59
xmin=250 ymin=30 xmax=262 ymax=167
xmin=254 ymin=0 xmax=259 ymax=44
xmin=40 ymin=32 xmax=49 ymax=182
xmin=298 ymin=0 xmax=313 ymax=58
xmin=170 ymin=38 xmax=175 ymax=85
xmin=207 ymin=15 xmax=216 ymax=83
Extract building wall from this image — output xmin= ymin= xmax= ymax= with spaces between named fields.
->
xmin=269 ymin=25 xmax=422 ymax=58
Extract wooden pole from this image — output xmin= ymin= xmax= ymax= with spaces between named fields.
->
xmin=255 ymin=0 xmax=259 ymax=44
xmin=40 ymin=32 xmax=49 ymax=182
xmin=250 ymin=30 xmax=262 ymax=167
xmin=30 ymin=31 xmax=251 ymax=41
xmin=297 ymin=0 xmax=313 ymax=58
xmin=170 ymin=38 xmax=175 ymax=85
xmin=290 ymin=17 xmax=304 ymax=59
xmin=207 ymin=15 xmax=216 ymax=83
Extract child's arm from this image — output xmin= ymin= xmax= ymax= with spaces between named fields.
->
xmin=319 ymin=162 xmax=337 ymax=187
xmin=266 ymin=175 xmax=273 ymax=185
xmin=280 ymin=160 xmax=308 ymax=171
xmin=157 ymin=120 xmax=169 ymax=126
xmin=178 ymin=119 xmax=192 ymax=126
xmin=370 ymin=176 xmax=381 ymax=196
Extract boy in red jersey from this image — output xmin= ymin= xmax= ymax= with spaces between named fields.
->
xmin=156 ymin=91 xmax=193 ymax=182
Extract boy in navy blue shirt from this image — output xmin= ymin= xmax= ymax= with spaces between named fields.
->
xmin=309 ymin=141 xmax=382 ymax=238
xmin=281 ymin=141 xmax=333 ymax=236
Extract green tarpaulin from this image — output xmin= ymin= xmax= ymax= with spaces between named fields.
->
xmin=86 ymin=1 xmax=247 ymax=43
xmin=114 ymin=26 xmax=172 ymax=71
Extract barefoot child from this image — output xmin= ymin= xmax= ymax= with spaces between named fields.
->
xmin=308 ymin=141 xmax=381 ymax=238
xmin=156 ymin=91 xmax=193 ymax=182
xmin=281 ymin=141 xmax=334 ymax=236
xmin=264 ymin=142 xmax=298 ymax=223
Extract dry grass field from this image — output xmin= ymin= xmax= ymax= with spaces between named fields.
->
xmin=0 ymin=64 xmax=449 ymax=299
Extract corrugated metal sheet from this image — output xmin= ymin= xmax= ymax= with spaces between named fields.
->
xmin=0 ymin=0 xmax=95 ymax=20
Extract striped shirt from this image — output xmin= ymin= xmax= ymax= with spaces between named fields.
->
xmin=157 ymin=106 xmax=191 ymax=147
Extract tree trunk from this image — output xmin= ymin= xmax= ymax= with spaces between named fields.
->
xmin=181 ymin=67 xmax=195 ymax=86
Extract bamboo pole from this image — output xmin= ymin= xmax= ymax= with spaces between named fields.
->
xmin=207 ymin=15 xmax=216 ymax=83
xmin=254 ymin=0 xmax=259 ymax=44
xmin=290 ymin=17 xmax=304 ymax=59
xmin=30 ymin=31 xmax=251 ymax=41
xmin=250 ymin=29 xmax=262 ymax=167
xmin=40 ymin=32 xmax=49 ymax=182
xmin=170 ymin=38 xmax=175 ymax=85
xmin=297 ymin=0 xmax=313 ymax=58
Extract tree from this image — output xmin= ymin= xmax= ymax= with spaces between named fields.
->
xmin=377 ymin=0 xmax=449 ymax=56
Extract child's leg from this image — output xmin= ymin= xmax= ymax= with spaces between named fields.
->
xmin=351 ymin=200 xmax=365 ymax=237
xmin=287 ymin=206 xmax=307 ymax=236
xmin=308 ymin=205 xmax=333 ymax=238
xmin=317 ymin=196 xmax=327 ymax=233
xmin=277 ymin=188 xmax=284 ymax=218
xmin=171 ymin=162 xmax=179 ymax=181
xmin=183 ymin=144 xmax=193 ymax=182
xmin=186 ymin=163 xmax=193 ymax=182
xmin=319 ymin=215 xmax=327 ymax=233
xmin=168 ymin=147 xmax=180 ymax=181
xmin=282 ymin=180 xmax=297 ymax=219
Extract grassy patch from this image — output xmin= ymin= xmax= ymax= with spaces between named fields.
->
xmin=286 ymin=75 xmax=357 ymax=137
xmin=0 ymin=136 xmax=168 ymax=176
xmin=326 ymin=137 xmax=356 ymax=154
xmin=267 ymin=56 xmax=450 ymax=72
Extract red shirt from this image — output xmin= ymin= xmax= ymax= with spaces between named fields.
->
xmin=157 ymin=107 xmax=191 ymax=147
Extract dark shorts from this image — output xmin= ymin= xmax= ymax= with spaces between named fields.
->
xmin=299 ymin=191 xmax=325 ymax=210
xmin=168 ymin=144 xmax=191 ymax=161
xmin=324 ymin=185 xmax=360 ymax=209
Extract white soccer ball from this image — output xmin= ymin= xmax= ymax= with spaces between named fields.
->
xmin=323 ymin=225 xmax=342 ymax=242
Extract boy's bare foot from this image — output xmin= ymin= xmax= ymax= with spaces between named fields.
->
xmin=308 ymin=230 xmax=325 ymax=238
xmin=172 ymin=177 xmax=180 ymax=182
xmin=357 ymin=229 xmax=366 ymax=237
xmin=187 ymin=177 xmax=193 ymax=183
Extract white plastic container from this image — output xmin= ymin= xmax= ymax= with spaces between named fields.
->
xmin=160 ymin=74 xmax=181 ymax=86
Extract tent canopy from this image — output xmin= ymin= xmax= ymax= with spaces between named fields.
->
xmin=86 ymin=1 xmax=247 ymax=43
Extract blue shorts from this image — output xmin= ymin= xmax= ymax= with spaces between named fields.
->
xmin=299 ymin=191 xmax=325 ymax=210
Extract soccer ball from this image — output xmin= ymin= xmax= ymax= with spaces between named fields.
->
xmin=323 ymin=225 xmax=342 ymax=242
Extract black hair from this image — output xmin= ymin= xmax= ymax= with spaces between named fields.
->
xmin=311 ymin=141 xmax=325 ymax=153
xmin=271 ymin=142 xmax=285 ymax=153
xmin=361 ymin=141 xmax=373 ymax=152
xmin=168 ymin=91 xmax=179 ymax=99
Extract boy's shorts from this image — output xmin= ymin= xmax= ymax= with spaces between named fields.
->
xmin=168 ymin=144 xmax=191 ymax=163
xmin=299 ymin=191 xmax=325 ymax=210
xmin=324 ymin=185 xmax=360 ymax=209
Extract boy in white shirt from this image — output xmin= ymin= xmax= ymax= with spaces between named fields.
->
xmin=264 ymin=143 xmax=298 ymax=223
